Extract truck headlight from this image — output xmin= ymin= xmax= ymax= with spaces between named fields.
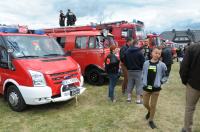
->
xmin=28 ymin=70 xmax=46 ymax=87
xmin=80 ymin=75 xmax=84 ymax=87
xmin=77 ymin=64 xmax=81 ymax=73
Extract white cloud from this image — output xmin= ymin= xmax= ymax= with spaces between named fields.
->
xmin=0 ymin=0 xmax=200 ymax=32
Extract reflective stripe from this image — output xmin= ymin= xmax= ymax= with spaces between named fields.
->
xmin=147 ymin=85 xmax=152 ymax=90
xmin=148 ymin=65 xmax=156 ymax=72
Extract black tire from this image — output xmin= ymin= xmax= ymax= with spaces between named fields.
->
xmin=7 ymin=85 xmax=26 ymax=112
xmin=86 ymin=68 xmax=105 ymax=85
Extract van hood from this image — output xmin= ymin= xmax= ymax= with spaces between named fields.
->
xmin=16 ymin=56 xmax=78 ymax=75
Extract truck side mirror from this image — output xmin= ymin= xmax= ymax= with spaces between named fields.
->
xmin=7 ymin=48 xmax=15 ymax=71
xmin=7 ymin=48 xmax=14 ymax=53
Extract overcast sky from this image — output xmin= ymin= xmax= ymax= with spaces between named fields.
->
xmin=0 ymin=0 xmax=200 ymax=33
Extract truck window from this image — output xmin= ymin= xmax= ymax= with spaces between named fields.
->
xmin=75 ymin=37 xmax=87 ymax=49
xmin=56 ymin=37 xmax=66 ymax=48
xmin=135 ymin=26 xmax=146 ymax=40
xmin=96 ymin=36 xmax=116 ymax=48
xmin=0 ymin=45 xmax=8 ymax=68
xmin=88 ymin=37 xmax=95 ymax=49
xmin=121 ymin=28 xmax=133 ymax=38
xmin=121 ymin=28 xmax=128 ymax=38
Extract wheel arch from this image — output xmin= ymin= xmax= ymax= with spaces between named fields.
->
xmin=3 ymin=79 xmax=20 ymax=100
xmin=84 ymin=64 xmax=104 ymax=75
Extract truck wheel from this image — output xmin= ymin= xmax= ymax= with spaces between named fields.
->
xmin=86 ymin=69 xmax=104 ymax=85
xmin=7 ymin=85 xmax=26 ymax=112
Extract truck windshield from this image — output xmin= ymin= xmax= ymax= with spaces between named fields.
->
xmin=5 ymin=36 xmax=64 ymax=58
xmin=96 ymin=36 xmax=116 ymax=48
xmin=135 ymin=26 xmax=146 ymax=40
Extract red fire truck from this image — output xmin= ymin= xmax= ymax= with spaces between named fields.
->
xmin=45 ymin=27 xmax=117 ymax=85
xmin=147 ymin=34 xmax=177 ymax=56
xmin=95 ymin=20 xmax=146 ymax=47
xmin=0 ymin=25 xmax=85 ymax=111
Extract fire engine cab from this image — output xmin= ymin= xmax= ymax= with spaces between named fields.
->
xmin=0 ymin=25 xmax=85 ymax=111
xmin=95 ymin=20 xmax=146 ymax=47
xmin=45 ymin=27 xmax=117 ymax=85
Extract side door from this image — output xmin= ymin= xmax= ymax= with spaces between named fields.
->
xmin=71 ymin=36 xmax=88 ymax=73
xmin=0 ymin=37 xmax=9 ymax=94
xmin=87 ymin=36 xmax=104 ymax=69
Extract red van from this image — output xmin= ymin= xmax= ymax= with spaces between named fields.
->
xmin=45 ymin=29 xmax=117 ymax=85
xmin=0 ymin=26 xmax=85 ymax=111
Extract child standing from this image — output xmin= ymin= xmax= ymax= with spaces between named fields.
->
xmin=105 ymin=45 xmax=120 ymax=102
xmin=142 ymin=47 xmax=168 ymax=129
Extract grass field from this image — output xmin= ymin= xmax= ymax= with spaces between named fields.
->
xmin=0 ymin=62 xmax=200 ymax=132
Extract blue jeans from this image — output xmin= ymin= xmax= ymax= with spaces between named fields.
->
xmin=108 ymin=73 xmax=119 ymax=100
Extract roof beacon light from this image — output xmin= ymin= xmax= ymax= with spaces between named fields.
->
xmin=34 ymin=29 xmax=45 ymax=35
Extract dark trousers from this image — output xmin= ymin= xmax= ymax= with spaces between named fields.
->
xmin=166 ymin=64 xmax=172 ymax=77
xmin=183 ymin=84 xmax=200 ymax=132
xmin=108 ymin=73 xmax=119 ymax=100
xmin=67 ymin=21 xmax=74 ymax=26
xmin=121 ymin=63 xmax=128 ymax=93
xmin=59 ymin=21 xmax=65 ymax=27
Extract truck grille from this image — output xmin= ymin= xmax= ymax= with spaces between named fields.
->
xmin=50 ymin=69 xmax=78 ymax=84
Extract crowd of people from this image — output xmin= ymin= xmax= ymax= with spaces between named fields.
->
xmin=105 ymin=38 xmax=200 ymax=131
xmin=59 ymin=9 xmax=77 ymax=27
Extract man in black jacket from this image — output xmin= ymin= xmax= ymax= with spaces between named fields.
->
xmin=66 ymin=9 xmax=76 ymax=26
xmin=124 ymin=39 xmax=145 ymax=103
xmin=119 ymin=38 xmax=133 ymax=94
xmin=161 ymin=44 xmax=173 ymax=77
xmin=180 ymin=43 xmax=200 ymax=132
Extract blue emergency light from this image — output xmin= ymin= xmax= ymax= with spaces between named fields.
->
xmin=0 ymin=27 xmax=18 ymax=33
xmin=0 ymin=25 xmax=45 ymax=35
xmin=34 ymin=29 xmax=45 ymax=35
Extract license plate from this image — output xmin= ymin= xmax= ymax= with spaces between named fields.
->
xmin=70 ymin=88 xmax=80 ymax=96
xmin=62 ymin=78 xmax=79 ymax=85
xmin=61 ymin=86 xmax=80 ymax=97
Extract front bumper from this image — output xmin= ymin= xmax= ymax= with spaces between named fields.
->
xmin=18 ymin=85 xmax=86 ymax=105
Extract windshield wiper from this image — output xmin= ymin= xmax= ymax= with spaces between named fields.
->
xmin=43 ymin=54 xmax=63 ymax=57
xmin=17 ymin=55 xmax=40 ymax=58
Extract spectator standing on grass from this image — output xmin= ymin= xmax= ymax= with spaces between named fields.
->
xmin=59 ymin=10 xmax=65 ymax=27
xmin=119 ymin=38 xmax=133 ymax=94
xmin=161 ymin=43 xmax=173 ymax=77
xmin=104 ymin=45 xmax=120 ymax=102
xmin=124 ymin=39 xmax=145 ymax=104
xmin=176 ymin=46 xmax=184 ymax=64
xmin=143 ymin=38 xmax=151 ymax=60
xmin=66 ymin=9 xmax=77 ymax=26
xmin=180 ymin=43 xmax=200 ymax=132
xmin=142 ymin=47 xmax=168 ymax=129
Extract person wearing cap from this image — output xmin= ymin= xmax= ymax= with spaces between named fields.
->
xmin=124 ymin=39 xmax=145 ymax=104
xmin=104 ymin=45 xmax=120 ymax=102
xmin=59 ymin=10 xmax=65 ymax=27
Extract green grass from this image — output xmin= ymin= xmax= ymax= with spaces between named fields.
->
xmin=0 ymin=62 xmax=200 ymax=132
